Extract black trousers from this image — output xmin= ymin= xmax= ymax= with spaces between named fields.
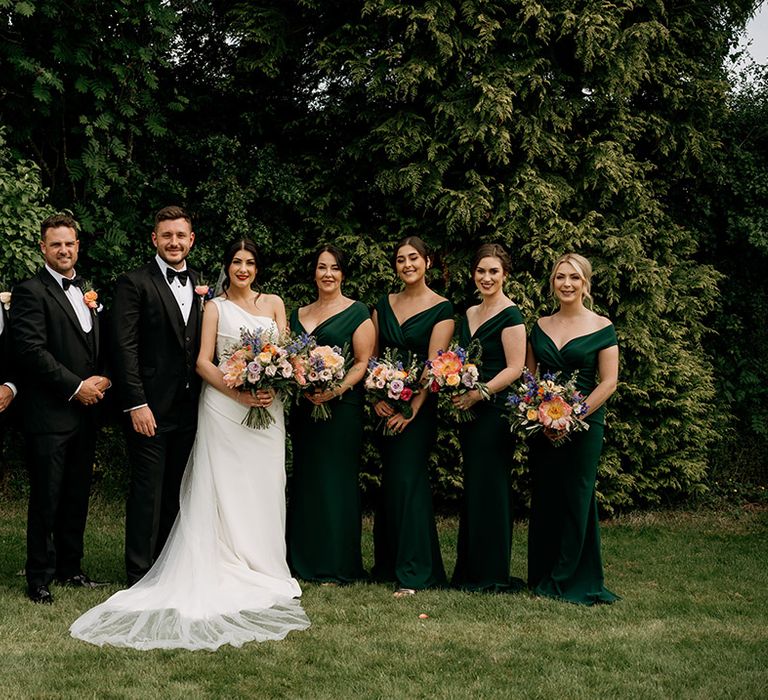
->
xmin=25 ymin=425 xmax=97 ymax=588
xmin=124 ymin=414 xmax=196 ymax=585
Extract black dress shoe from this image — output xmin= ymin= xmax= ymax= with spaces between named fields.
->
xmin=57 ymin=573 xmax=107 ymax=588
xmin=28 ymin=584 xmax=53 ymax=604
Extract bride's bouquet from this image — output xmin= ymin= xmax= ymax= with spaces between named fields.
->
xmin=423 ymin=342 xmax=489 ymax=423
xmin=219 ymin=327 xmax=298 ymax=429
xmin=364 ymin=349 xmax=422 ymax=435
xmin=506 ymin=368 xmax=589 ymax=444
xmin=290 ymin=338 xmax=348 ymax=421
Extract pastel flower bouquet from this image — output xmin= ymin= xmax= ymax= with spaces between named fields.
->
xmin=423 ymin=343 xmax=490 ymax=423
xmin=506 ymin=369 xmax=589 ymax=444
xmin=291 ymin=337 xmax=348 ymax=421
xmin=364 ymin=349 xmax=422 ymax=435
xmin=219 ymin=326 xmax=298 ymax=429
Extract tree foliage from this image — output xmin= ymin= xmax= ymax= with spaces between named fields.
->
xmin=0 ymin=127 xmax=50 ymax=286
xmin=0 ymin=0 xmax=762 ymax=510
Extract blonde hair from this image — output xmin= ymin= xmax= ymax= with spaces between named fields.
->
xmin=549 ymin=253 xmax=593 ymax=305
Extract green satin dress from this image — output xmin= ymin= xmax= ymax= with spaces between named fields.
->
xmin=527 ymin=322 xmax=620 ymax=605
xmin=452 ymin=306 xmax=525 ymax=592
xmin=287 ymin=301 xmax=370 ymax=583
xmin=371 ymin=296 xmax=452 ymax=590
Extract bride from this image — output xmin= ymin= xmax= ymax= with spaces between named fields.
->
xmin=70 ymin=239 xmax=310 ymax=650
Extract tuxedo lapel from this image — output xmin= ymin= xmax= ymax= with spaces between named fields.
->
xmin=39 ymin=270 xmax=93 ymax=353
xmin=90 ymin=306 xmax=100 ymax=357
xmin=148 ymin=264 xmax=186 ymax=348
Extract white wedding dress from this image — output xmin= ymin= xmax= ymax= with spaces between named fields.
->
xmin=70 ymin=298 xmax=310 ymax=650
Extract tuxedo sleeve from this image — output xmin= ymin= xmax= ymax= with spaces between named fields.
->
xmin=10 ymin=282 xmax=82 ymax=400
xmin=112 ymin=273 xmax=147 ymax=410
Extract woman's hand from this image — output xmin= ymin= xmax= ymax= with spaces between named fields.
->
xmin=543 ymin=427 xmax=568 ymax=444
xmin=374 ymin=400 xmax=395 ymax=418
xmin=305 ymin=388 xmax=339 ymax=405
xmin=386 ymin=410 xmax=416 ymax=434
xmin=237 ymin=389 xmax=274 ymax=408
xmin=451 ymin=389 xmax=483 ymax=411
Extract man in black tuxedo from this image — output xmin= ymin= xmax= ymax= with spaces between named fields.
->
xmin=112 ymin=205 xmax=202 ymax=585
xmin=11 ymin=213 xmax=110 ymax=603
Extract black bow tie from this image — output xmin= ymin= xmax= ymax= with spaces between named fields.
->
xmin=166 ymin=268 xmax=189 ymax=286
xmin=62 ymin=276 xmax=82 ymax=291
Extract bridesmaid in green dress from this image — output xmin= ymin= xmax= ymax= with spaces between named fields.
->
xmin=371 ymin=236 xmax=454 ymax=597
xmin=287 ymin=245 xmax=375 ymax=583
xmin=451 ymin=244 xmax=526 ymax=592
xmin=526 ymin=253 xmax=620 ymax=605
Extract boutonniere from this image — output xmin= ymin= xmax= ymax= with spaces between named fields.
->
xmin=194 ymin=279 xmax=214 ymax=302
xmin=0 ymin=291 xmax=11 ymax=311
xmin=83 ymin=288 xmax=99 ymax=310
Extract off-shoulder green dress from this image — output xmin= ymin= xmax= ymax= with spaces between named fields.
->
xmin=452 ymin=306 xmax=525 ymax=592
xmin=287 ymin=301 xmax=370 ymax=583
xmin=371 ymin=296 xmax=452 ymax=590
xmin=527 ymin=322 xmax=620 ymax=605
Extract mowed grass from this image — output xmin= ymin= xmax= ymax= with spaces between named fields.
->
xmin=0 ymin=499 xmax=766 ymax=699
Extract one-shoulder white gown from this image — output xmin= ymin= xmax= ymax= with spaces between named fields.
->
xmin=70 ymin=298 xmax=310 ymax=650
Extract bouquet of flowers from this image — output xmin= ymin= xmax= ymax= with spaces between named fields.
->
xmin=506 ymin=368 xmax=589 ymax=444
xmin=423 ymin=343 xmax=490 ymax=423
xmin=219 ymin=326 xmax=297 ymax=429
xmin=290 ymin=337 xmax=348 ymax=421
xmin=364 ymin=349 xmax=422 ymax=435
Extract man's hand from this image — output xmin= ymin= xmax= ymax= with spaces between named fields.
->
xmin=130 ymin=405 xmax=157 ymax=437
xmin=75 ymin=376 xmax=106 ymax=405
xmin=0 ymin=385 xmax=14 ymax=413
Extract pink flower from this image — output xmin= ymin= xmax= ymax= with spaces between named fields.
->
xmin=195 ymin=285 xmax=210 ymax=297
xmin=538 ymin=396 xmax=573 ymax=430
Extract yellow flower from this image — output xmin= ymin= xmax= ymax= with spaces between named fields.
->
xmin=446 ymin=373 xmax=461 ymax=387
xmin=258 ymin=351 xmax=273 ymax=364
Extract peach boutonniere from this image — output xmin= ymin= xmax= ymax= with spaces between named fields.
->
xmin=0 ymin=291 xmax=11 ymax=311
xmin=83 ymin=289 xmax=99 ymax=310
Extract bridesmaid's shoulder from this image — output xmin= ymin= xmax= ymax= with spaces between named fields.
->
xmin=591 ymin=311 xmax=613 ymax=331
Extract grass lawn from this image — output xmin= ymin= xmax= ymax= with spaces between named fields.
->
xmin=0 ymin=499 xmax=766 ymax=699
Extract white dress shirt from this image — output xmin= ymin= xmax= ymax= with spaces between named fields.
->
xmin=155 ymin=255 xmax=193 ymax=324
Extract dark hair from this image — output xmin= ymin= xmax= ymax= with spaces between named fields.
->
xmin=391 ymin=235 xmax=430 ymax=271
xmin=40 ymin=212 xmax=78 ymax=240
xmin=221 ymin=238 xmax=262 ymax=297
xmin=154 ymin=205 xmax=191 ymax=229
xmin=472 ymin=243 xmax=511 ymax=275
xmin=312 ymin=245 xmax=347 ymax=278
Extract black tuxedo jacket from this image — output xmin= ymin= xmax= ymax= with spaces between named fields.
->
xmin=10 ymin=269 xmax=105 ymax=435
xmin=111 ymin=262 xmax=202 ymax=425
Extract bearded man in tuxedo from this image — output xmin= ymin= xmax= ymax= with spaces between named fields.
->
xmin=112 ymin=205 xmax=202 ymax=585
xmin=11 ymin=213 xmax=110 ymax=604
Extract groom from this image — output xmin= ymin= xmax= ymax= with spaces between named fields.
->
xmin=112 ymin=205 xmax=203 ymax=585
